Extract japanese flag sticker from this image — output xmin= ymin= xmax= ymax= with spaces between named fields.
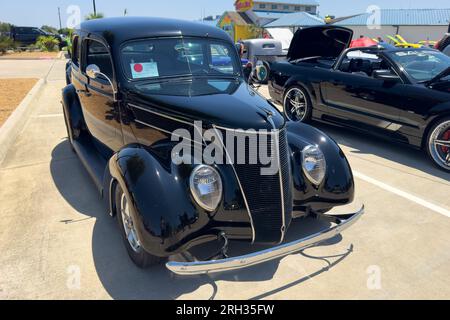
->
xmin=130 ymin=62 xmax=159 ymax=79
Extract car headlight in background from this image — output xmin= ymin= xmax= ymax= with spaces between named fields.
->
xmin=190 ymin=165 xmax=223 ymax=212
xmin=301 ymin=145 xmax=327 ymax=186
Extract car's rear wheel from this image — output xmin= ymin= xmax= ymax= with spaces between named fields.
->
xmin=426 ymin=117 xmax=450 ymax=172
xmin=283 ymin=86 xmax=312 ymax=123
xmin=115 ymin=184 xmax=163 ymax=268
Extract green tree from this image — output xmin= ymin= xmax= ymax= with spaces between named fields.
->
xmin=0 ymin=22 xmax=11 ymax=32
xmin=0 ymin=36 xmax=15 ymax=54
xmin=85 ymin=13 xmax=104 ymax=21
xmin=36 ymin=36 xmax=59 ymax=52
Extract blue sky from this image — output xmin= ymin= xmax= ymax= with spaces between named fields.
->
xmin=1 ymin=0 xmax=449 ymax=28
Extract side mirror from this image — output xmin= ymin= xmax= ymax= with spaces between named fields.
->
xmin=85 ymin=64 xmax=117 ymax=102
xmin=86 ymin=64 xmax=101 ymax=79
xmin=373 ymin=69 xmax=401 ymax=83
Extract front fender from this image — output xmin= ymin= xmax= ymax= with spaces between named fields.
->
xmin=286 ymin=121 xmax=355 ymax=214
xmin=108 ymin=144 xmax=253 ymax=257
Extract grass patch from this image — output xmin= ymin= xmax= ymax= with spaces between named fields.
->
xmin=0 ymin=78 xmax=38 ymax=127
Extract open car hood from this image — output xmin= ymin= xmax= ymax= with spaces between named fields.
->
xmin=287 ymin=26 xmax=354 ymax=61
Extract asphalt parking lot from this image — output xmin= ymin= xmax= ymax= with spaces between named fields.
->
xmin=0 ymin=59 xmax=449 ymax=299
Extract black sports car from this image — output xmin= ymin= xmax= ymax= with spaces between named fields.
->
xmin=266 ymin=26 xmax=450 ymax=172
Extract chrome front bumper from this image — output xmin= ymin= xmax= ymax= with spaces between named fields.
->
xmin=166 ymin=206 xmax=364 ymax=276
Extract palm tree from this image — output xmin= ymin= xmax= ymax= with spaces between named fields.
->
xmin=85 ymin=12 xmax=104 ymax=21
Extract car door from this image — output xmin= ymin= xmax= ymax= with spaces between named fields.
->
xmin=321 ymin=50 xmax=406 ymax=137
xmin=78 ymin=37 xmax=123 ymax=155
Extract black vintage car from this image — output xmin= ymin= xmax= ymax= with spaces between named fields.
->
xmin=62 ymin=17 xmax=363 ymax=275
xmin=267 ymin=26 xmax=450 ymax=172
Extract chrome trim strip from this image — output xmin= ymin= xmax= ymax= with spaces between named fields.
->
xmin=135 ymin=119 xmax=204 ymax=146
xmin=214 ymin=125 xmax=280 ymax=135
xmin=166 ymin=206 xmax=364 ymax=276
xmin=276 ymin=130 xmax=286 ymax=244
xmin=129 ymin=103 xmax=194 ymax=127
xmin=213 ymin=126 xmax=256 ymax=243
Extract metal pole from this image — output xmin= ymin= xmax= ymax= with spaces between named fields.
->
xmin=93 ymin=0 xmax=97 ymax=16
xmin=58 ymin=7 xmax=62 ymax=30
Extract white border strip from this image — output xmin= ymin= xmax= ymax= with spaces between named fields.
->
xmin=354 ymin=170 xmax=450 ymax=218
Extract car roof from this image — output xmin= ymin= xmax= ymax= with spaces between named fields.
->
xmin=79 ymin=17 xmax=232 ymax=46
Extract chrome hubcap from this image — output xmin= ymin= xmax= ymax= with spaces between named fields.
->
xmin=429 ymin=120 xmax=450 ymax=170
xmin=120 ymin=193 xmax=141 ymax=252
xmin=284 ymin=88 xmax=308 ymax=122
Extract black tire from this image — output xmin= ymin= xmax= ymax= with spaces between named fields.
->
xmin=62 ymin=108 xmax=75 ymax=152
xmin=426 ymin=117 xmax=450 ymax=172
xmin=115 ymin=184 xmax=163 ymax=268
xmin=283 ymin=85 xmax=313 ymax=123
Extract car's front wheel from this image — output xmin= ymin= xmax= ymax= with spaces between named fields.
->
xmin=115 ymin=184 xmax=163 ymax=268
xmin=283 ymin=86 xmax=312 ymax=123
xmin=426 ymin=117 xmax=450 ymax=172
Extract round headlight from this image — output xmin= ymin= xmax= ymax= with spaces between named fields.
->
xmin=190 ymin=165 xmax=223 ymax=212
xmin=301 ymin=145 xmax=326 ymax=186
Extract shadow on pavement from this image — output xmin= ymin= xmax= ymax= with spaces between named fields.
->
xmin=313 ymin=121 xmax=450 ymax=182
xmin=50 ymin=140 xmax=350 ymax=300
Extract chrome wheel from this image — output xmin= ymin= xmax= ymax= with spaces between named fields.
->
xmin=120 ymin=193 xmax=141 ymax=253
xmin=284 ymin=87 xmax=308 ymax=122
xmin=429 ymin=120 xmax=450 ymax=171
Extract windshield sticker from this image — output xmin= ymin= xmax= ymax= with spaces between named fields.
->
xmin=130 ymin=62 xmax=159 ymax=79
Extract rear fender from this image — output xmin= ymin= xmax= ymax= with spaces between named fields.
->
xmin=61 ymin=84 xmax=85 ymax=140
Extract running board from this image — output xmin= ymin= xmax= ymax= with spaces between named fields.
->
xmin=72 ymin=139 xmax=107 ymax=194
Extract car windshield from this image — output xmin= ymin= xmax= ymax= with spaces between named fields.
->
xmin=121 ymin=37 xmax=241 ymax=81
xmin=388 ymin=50 xmax=450 ymax=82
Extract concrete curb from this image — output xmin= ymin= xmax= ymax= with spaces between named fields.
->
xmin=0 ymin=79 xmax=45 ymax=165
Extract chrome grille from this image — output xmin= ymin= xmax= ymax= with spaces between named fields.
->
xmin=217 ymin=127 xmax=291 ymax=244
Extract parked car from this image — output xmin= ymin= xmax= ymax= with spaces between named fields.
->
xmin=63 ymin=17 xmax=363 ymax=275
xmin=11 ymin=26 xmax=66 ymax=49
xmin=240 ymin=39 xmax=286 ymax=83
xmin=435 ymin=24 xmax=450 ymax=56
xmin=266 ymin=26 xmax=450 ymax=172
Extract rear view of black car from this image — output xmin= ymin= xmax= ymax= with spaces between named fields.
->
xmin=10 ymin=26 xmax=66 ymax=49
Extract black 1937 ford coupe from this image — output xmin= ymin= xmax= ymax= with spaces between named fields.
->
xmin=62 ymin=17 xmax=363 ymax=275
xmin=265 ymin=26 xmax=450 ymax=172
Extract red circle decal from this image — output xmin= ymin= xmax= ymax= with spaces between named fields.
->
xmin=134 ymin=64 xmax=143 ymax=73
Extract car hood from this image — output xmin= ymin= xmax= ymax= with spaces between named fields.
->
xmin=287 ymin=26 xmax=353 ymax=61
xmin=125 ymin=79 xmax=285 ymax=131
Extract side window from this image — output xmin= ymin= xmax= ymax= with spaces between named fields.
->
xmin=72 ymin=36 xmax=79 ymax=67
xmin=339 ymin=50 xmax=389 ymax=78
xmin=85 ymin=39 xmax=113 ymax=80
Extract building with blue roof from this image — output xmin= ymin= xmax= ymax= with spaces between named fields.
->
xmin=334 ymin=8 xmax=450 ymax=43
xmin=264 ymin=11 xmax=324 ymax=29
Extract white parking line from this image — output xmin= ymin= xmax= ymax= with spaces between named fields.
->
xmin=353 ymin=170 xmax=450 ymax=218
xmin=34 ymin=114 xmax=63 ymax=118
